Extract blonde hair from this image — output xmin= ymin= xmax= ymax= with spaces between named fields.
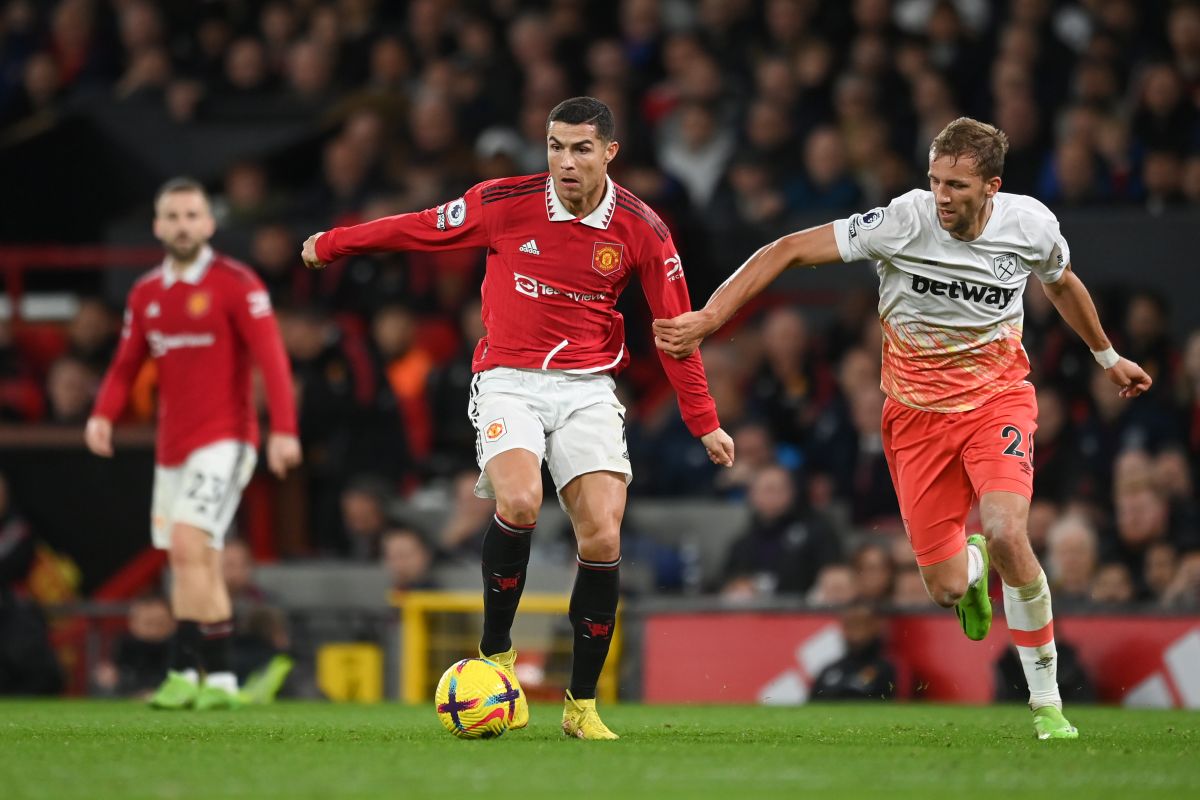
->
xmin=929 ymin=117 xmax=1010 ymax=179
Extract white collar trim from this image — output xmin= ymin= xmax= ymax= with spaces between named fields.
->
xmin=161 ymin=246 xmax=214 ymax=288
xmin=546 ymin=176 xmax=617 ymax=229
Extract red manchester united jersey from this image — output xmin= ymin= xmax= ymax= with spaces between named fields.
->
xmin=93 ymin=247 xmax=297 ymax=466
xmin=316 ymin=174 xmax=719 ymax=437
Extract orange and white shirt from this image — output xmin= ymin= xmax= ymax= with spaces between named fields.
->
xmin=833 ymin=189 xmax=1069 ymax=412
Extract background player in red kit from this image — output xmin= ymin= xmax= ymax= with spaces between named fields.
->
xmin=86 ymin=178 xmax=302 ymax=710
xmin=303 ymin=97 xmax=734 ymax=739
xmin=653 ymin=118 xmax=1152 ymax=740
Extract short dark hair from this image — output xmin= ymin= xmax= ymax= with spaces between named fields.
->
xmin=155 ymin=176 xmax=209 ymax=207
xmin=546 ymin=96 xmax=616 ymax=142
xmin=929 ymin=117 xmax=1009 ymax=179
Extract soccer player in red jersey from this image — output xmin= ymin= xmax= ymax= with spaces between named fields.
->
xmin=654 ymin=118 xmax=1152 ymax=740
xmin=86 ymin=178 xmax=302 ymax=710
xmin=303 ymin=97 xmax=735 ymax=739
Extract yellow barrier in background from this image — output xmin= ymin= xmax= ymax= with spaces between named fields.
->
xmin=393 ymin=591 xmax=619 ymax=705
xmin=317 ymin=642 xmax=384 ymax=702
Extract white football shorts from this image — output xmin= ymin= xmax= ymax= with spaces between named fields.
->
xmin=151 ymin=439 xmax=257 ymax=550
xmin=468 ymin=367 xmax=632 ymax=499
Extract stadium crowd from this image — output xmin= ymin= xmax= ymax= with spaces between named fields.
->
xmin=0 ymin=0 xmax=1198 ymax=621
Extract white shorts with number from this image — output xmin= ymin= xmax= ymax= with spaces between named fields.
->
xmin=468 ymin=367 xmax=632 ymax=499
xmin=151 ymin=439 xmax=257 ymax=550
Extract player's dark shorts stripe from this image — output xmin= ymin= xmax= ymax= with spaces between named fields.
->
xmin=468 ymin=373 xmax=482 ymax=466
xmin=615 ymin=201 xmax=669 ymax=241
xmin=481 ymin=186 xmax=546 ymax=206
xmin=481 ymin=177 xmax=545 ymax=198
xmin=212 ymin=442 xmax=248 ymax=524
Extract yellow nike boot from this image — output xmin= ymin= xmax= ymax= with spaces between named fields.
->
xmin=562 ymin=690 xmax=619 ymax=740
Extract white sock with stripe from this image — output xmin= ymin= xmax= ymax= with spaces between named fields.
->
xmin=1003 ymin=570 xmax=1061 ymax=709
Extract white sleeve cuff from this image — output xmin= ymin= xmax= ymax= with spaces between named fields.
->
xmin=832 ymin=218 xmax=854 ymax=262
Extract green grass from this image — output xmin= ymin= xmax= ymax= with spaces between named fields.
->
xmin=0 ymin=701 xmax=1197 ymax=799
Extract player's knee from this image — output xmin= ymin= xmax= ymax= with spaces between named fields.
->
xmin=577 ymin=529 xmax=620 ymax=563
xmin=496 ymin=488 xmax=541 ymax=527
xmin=168 ymin=531 xmax=208 ymax=570
xmin=982 ymin=518 xmax=1026 ymax=555
xmin=927 ymin=577 xmax=967 ymax=608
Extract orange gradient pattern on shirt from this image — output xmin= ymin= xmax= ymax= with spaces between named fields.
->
xmin=880 ymin=319 xmax=1030 ymax=412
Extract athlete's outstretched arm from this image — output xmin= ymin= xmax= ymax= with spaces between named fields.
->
xmin=653 ymin=223 xmax=841 ymax=359
xmin=301 ymin=187 xmax=491 ymax=268
xmin=1042 ymin=265 xmax=1152 ymax=398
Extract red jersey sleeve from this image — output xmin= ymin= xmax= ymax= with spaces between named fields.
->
xmin=231 ymin=274 xmax=298 ymax=436
xmin=315 ymin=183 xmax=491 ymax=261
xmin=92 ymin=286 xmax=150 ymax=422
xmin=638 ymin=237 xmax=720 ymax=438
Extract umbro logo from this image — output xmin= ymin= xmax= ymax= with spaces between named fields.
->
xmin=518 ymin=239 xmax=540 ymax=256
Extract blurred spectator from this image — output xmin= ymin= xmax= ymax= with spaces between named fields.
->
xmin=810 ymin=603 xmax=897 ymax=701
xmin=65 ymin=297 xmax=119 ymax=372
xmin=1030 ymin=385 xmax=1083 ymax=504
xmin=851 ymin=542 xmax=895 ymax=604
xmin=44 ymin=355 xmax=97 ymax=425
xmin=1161 ymin=550 xmax=1200 ymax=609
xmin=1142 ymin=150 xmax=1185 ymax=213
xmin=92 ymin=594 xmax=174 ymax=698
xmin=1143 ymin=540 xmax=1178 ymax=604
xmin=1131 ymin=63 xmax=1195 ymax=155
xmin=1123 ymin=291 xmax=1175 ymax=390
xmin=720 ymin=465 xmax=841 ymax=598
xmin=1045 ymin=515 xmax=1099 ymax=608
xmin=436 ymin=470 xmax=495 ymax=557
xmin=657 ymin=100 xmax=734 ymax=209
xmin=279 ymin=304 xmax=408 ymax=547
xmin=338 ymin=475 xmax=393 ymax=561
xmin=381 ymin=526 xmax=436 ymax=591
xmin=372 ymin=304 xmax=435 ymax=461
xmin=713 ymin=422 xmax=779 ymax=499
xmin=1111 ymin=482 xmax=1175 ymax=582
xmin=1090 ymin=561 xmax=1136 ymax=606
xmin=749 ymin=308 xmax=832 ymax=448
xmin=426 ymin=301 xmax=485 ymax=477
xmin=807 ymin=563 xmax=857 ymax=607
xmin=789 ymin=125 xmax=862 ymax=212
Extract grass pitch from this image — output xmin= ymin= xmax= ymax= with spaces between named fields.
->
xmin=0 ymin=701 xmax=1196 ymax=799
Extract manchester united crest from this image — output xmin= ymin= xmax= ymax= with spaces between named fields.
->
xmin=591 ymin=242 xmax=624 ymax=276
xmin=186 ymin=290 xmax=211 ymax=317
xmin=484 ymin=418 xmax=507 ymax=442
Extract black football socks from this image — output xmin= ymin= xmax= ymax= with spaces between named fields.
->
xmin=479 ymin=514 xmax=534 ymax=656
xmin=568 ymin=555 xmax=620 ymax=700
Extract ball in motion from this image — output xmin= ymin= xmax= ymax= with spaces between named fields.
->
xmin=434 ymin=658 xmax=520 ymax=739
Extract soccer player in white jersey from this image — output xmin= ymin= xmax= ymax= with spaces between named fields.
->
xmin=654 ymin=118 xmax=1152 ymax=740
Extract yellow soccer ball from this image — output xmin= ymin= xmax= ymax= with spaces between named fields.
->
xmin=434 ymin=658 xmax=519 ymax=739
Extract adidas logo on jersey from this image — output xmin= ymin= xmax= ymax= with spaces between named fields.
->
xmin=910 ymin=274 xmax=1019 ymax=308
xmin=519 ymin=239 xmax=540 ymax=256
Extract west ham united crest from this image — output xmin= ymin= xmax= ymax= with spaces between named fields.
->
xmin=992 ymin=253 xmax=1018 ymax=282
xmin=592 ymin=242 xmax=624 ymax=276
